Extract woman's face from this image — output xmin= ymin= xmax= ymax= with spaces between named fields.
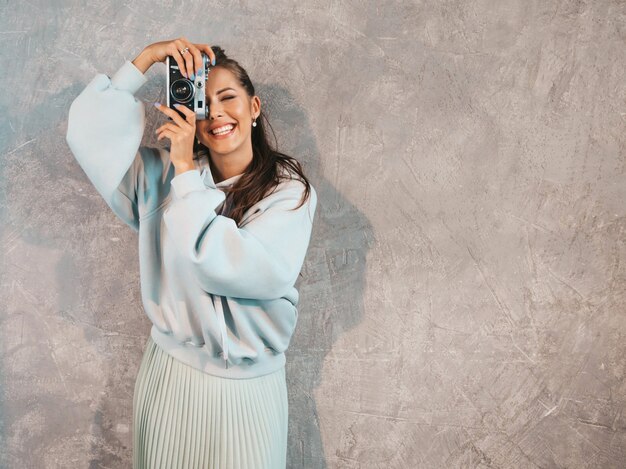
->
xmin=195 ymin=66 xmax=260 ymax=157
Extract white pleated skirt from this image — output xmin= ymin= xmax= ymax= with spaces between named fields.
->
xmin=132 ymin=335 xmax=288 ymax=469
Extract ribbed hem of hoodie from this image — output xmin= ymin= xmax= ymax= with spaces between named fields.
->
xmin=150 ymin=325 xmax=287 ymax=380
xmin=111 ymin=60 xmax=148 ymax=95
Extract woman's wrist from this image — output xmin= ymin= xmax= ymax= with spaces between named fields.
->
xmin=131 ymin=48 xmax=154 ymax=74
xmin=174 ymin=162 xmax=196 ymax=177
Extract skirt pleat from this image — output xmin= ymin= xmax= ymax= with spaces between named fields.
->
xmin=132 ymin=335 xmax=288 ymax=469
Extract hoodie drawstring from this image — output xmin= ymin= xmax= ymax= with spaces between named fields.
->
xmin=214 ymin=295 xmax=229 ymax=369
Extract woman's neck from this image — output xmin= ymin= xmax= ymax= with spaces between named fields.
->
xmin=209 ymin=151 xmax=252 ymax=184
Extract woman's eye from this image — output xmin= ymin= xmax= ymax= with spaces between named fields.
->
xmin=223 ymin=96 xmax=235 ymax=100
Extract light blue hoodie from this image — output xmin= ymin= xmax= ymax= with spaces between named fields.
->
xmin=66 ymin=60 xmax=317 ymax=379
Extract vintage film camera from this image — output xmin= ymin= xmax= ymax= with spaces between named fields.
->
xmin=166 ymin=52 xmax=212 ymax=120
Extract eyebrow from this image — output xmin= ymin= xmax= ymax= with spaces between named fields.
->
xmin=206 ymin=87 xmax=237 ymax=100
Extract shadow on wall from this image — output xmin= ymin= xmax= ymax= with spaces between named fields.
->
xmin=1 ymin=70 xmax=150 ymax=466
xmin=254 ymin=79 xmax=374 ymax=468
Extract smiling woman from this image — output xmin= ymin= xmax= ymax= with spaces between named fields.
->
xmin=65 ymin=37 xmax=318 ymax=469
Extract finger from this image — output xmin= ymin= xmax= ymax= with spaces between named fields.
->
xmin=155 ymin=122 xmax=177 ymax=134
xmin=154 ymin=102 xmax=190 ymax=128
xmin=183 ymin=41 xmax=204 ymax=77
xmin=176 ymin=37 xmax=195 ymax=79
xmin=168 ymin=44 xmax=188 ymax=79
xmin=173 ymin=103 xmax=196 ymax=123
xmin=156 ymin=129 xmax=173 ymax=141
xmin=196 ymin=43 xmax=216 ymax=67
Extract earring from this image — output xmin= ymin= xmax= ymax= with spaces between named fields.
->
xmin=252 ymin=117 xmax=257 ymax=127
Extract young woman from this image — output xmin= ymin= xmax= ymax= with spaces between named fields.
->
xmin=66 ymin=37 xmax=317 ymax=468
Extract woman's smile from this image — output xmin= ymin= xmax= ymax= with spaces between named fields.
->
xmin=209 ymin=123 xmax=237 ymax=139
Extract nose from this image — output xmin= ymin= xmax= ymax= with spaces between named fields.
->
xmin=208 ymin=100 xmax=223 ymax=120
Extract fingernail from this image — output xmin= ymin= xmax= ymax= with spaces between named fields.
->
xmin=212 ymin=57 xmax=216 ymax=66
xmin=197 ymin=67 xmax=202 ymax=76
xmin=190 ymin=72 xmax=195 ymax=80
xmin=154 ymin=102 xmax=160 ymax=107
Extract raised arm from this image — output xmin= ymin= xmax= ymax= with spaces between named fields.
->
xmin=65 ymin=54 xmax=151 ymax=232
xmin=163 ymin=169 xmax=317 ymax=300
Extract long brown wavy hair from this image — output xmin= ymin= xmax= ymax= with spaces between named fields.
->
xmin=192 ymin=45 xmax=312 ymax=227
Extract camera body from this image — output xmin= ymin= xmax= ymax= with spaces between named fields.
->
xmin=166 ymin=52 xmax=211 ymax=120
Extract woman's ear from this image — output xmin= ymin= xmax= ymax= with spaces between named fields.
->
xmin=252 ymin=95 xmax=261 ymax=117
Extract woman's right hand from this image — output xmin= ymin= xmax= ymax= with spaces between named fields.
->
xmin=143 ymin=37 xmax=216 ymax=79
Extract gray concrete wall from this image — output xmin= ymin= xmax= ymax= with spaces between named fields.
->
xmin=1 ymin=1 xmax=625 ymax=467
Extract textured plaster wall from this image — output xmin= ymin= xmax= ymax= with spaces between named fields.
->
xmin=1 ymin=1 xmax=625 ymax=468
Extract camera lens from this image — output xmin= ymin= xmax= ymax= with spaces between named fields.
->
xmin=170 ymin=79 xmax=194 ymax=103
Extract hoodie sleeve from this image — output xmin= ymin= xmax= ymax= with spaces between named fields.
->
xmin=162 ymin=169 xmax=317 ymax=300
xmin=65 ymin=60 xmax=149 ymax=232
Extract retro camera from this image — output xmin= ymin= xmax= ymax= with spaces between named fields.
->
xmin=166 ymin=52 xmax=211 ymax=120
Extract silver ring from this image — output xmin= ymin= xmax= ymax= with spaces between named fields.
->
xmin=180 ymin=47 xmax=189 ymax=55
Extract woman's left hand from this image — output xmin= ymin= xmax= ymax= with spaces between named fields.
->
xmin=154 ymin=103 xmax=196 ymax=171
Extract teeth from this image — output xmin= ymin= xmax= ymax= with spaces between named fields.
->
xmin=212 ymin=124 xmax=235 ymax=135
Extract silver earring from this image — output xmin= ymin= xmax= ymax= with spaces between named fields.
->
xmin=252 ymin=117 xmax=257 ymax=127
